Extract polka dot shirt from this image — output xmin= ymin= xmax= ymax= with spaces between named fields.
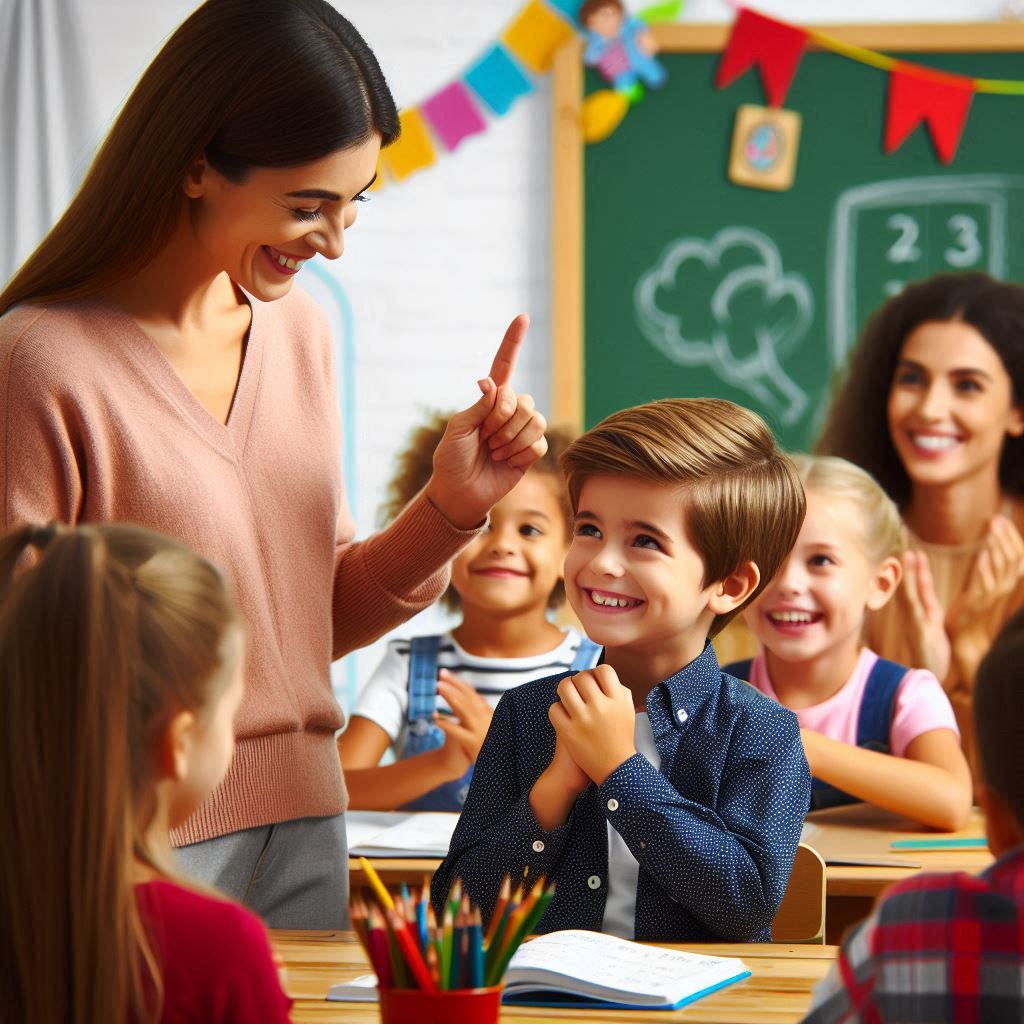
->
xmin=431 ymin=642 xmax=811 ymax=942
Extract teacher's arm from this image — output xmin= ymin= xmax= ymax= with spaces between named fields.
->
xmin=0 ymin=322 xmax=84 ymax=530
xmin=330 ymin=315 xmax=547 ymax=658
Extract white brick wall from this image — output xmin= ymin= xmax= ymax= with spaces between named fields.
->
xmin=30 ymin=0 xmax=1012 ymax=705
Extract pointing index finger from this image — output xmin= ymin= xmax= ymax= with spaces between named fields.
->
xmin=488 ymin=313 xmax=529 ymax=387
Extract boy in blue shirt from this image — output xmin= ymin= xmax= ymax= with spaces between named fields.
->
xmin=433 ymin=398 xmax=811 ymax=941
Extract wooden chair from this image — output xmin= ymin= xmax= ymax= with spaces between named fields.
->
xmin=771 ymin=843 xmax=826 ymax=944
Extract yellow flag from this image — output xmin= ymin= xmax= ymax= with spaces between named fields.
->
xmin=502 ymin=1 xmax=575 ymax=75
xmin=381 ymin=109 xmax=436 ymax=182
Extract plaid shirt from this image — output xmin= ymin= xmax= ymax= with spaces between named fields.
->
xmin=804 ymin=846 xmax=1024 ymax=1024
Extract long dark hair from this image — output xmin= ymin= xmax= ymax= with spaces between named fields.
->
xmin=0 ymin=0 xmax=399 ymax=314
xmin=817 ymin=272 xmax=1024 ymax=504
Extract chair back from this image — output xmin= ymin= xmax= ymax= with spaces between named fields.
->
xmin=771 ymin=842 xmax=826 ymax=944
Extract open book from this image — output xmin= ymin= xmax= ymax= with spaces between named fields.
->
xmin=327 ymin=929 xmax=750 ymax=1010
xmin=346 ymin=810 xmax=458 ymax=858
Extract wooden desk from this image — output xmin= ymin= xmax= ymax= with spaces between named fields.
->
xmin=350 ymin=805 xmax=992 ymax=945
xmin=804 ymin=804 xmax=991 ymax=942
xmin=272 ymin=930 xmax=837 ymax=1023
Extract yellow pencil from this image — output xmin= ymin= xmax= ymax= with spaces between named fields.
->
xmin=359 ymin=857 xmax=396 ymax=913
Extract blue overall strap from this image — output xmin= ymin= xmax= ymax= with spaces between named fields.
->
xmin=406 ymin=634 xmax=443 ymax=730
xmin=811 ymin=657 xmax=908 ymax=811
xmin=722 ymin=659 xmax=754 ymax=681
xmin=854 ymin=657 xmax=906 ymax=754
xmin=569 ymin=637 xmax=603 ymax=671
xmin=401 ymin=635 xmax=475 ymax=812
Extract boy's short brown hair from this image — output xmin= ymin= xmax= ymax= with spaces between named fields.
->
xmin=974 ymin=608 xmax=1024 ymax=829
xmin=560 ymin=398 xmax=805 ymax=637
xmin=381 ymin=412 xmax=577 ymax=612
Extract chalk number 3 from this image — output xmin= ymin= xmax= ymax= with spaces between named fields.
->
xmin=885 ymin=213 xmax=982 ymax=269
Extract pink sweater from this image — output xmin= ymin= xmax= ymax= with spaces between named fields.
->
xmin=0 ymin=289 xmax=477 ymax=844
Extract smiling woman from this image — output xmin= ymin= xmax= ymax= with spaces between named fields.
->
xmin=0 ymin=0 xmax=547 ymax=960
xmin=817 ymin=271 xmax=1024 ymax=778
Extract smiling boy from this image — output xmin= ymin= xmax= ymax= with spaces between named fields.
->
xmin=433 ymin=398 xmax=810 ymax=941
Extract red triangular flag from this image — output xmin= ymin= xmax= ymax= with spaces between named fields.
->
xmin=715 ymin=8 xmax=807 ymax=108
xmin=884 ymin=65 xmax=975 ymax=165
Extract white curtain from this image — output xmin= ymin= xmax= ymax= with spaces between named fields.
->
xmin=0 ymin=0 xmax=95 ymax=285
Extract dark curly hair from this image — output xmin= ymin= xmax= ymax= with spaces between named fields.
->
xmin=380 ymin=412 xmax=577 ymax=611
xmin=816 ymin=272 xmax=1024 ymax=505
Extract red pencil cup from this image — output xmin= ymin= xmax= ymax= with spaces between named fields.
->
xmin=378 ymin=985 xmax=503 ymax=1024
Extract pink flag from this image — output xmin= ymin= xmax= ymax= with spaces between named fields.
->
xmin=421 ymin=82 xmax=487 ymax=153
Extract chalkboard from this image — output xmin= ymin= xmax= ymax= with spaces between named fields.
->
xmin=551 ymin=24 xmax=1024 ymax=450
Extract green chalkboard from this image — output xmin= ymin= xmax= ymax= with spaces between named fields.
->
xmin=564 ymin=26 xmax=1024 ymax=450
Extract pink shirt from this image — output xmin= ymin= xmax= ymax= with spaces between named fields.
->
xmin=746 ymin=648 xmax=958 ymax=757
xmin=0 ymin=292 xmax=477 ymax=844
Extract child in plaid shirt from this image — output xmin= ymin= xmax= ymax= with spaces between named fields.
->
xmin=803 ymin=606 xmax=1024 ymax=1024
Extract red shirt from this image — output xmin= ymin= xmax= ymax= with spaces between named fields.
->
xmin=135 ymin=880 xmax=292 ymax=1023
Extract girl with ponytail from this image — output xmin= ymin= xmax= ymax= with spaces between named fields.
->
xmin=0 ymin=522 xmax=292 ymax=1023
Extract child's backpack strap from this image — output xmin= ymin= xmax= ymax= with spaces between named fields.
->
xmin=811 ymin=657 xmax=908 ymax=811
xmin=721 ymin=658 xmax=754 ymax=681
xmin=569 ymin=637 xmax=603 ymax=671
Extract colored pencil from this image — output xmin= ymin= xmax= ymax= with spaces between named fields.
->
xmin=358 ymin=856 xmax=396 ymax=912
xmin=386 ymin=907 xmax=438 ymax=992
xmin=440 ymin=904 xmax=454 ymax=990
xmin=365 ymin=903 xmax=393 ymax=989
xmin=469 ymin=907 xmax=485 ymax=989
xmin=484 ymin=875 xmax=511 ymax=946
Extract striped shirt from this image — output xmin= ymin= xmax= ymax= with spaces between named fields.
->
xmin=351 ymin=628 xmax=588 ymax=753
xmin=804 ymin=846 xmax=1024 ymax=1023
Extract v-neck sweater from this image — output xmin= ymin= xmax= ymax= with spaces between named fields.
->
xmin=0 ymin=287 xmax=478 ymax=845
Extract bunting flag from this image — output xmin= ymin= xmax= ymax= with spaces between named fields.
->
xmin=381 ymin=109 xmax=437 ymax=181
xmin=502 ymin=0 xmax=577 ymax=75
xmin=715 ymin=8 xmax=807 ymax=108
xmin=465 ymin=44 xmax=534 ymax=116
xmin=421 ymin=82 xmax=487 ymax=152
xmin=884 ymin=65 xmax=975 ymax=165
xmin=714 ymin=5 xmax=1024 ymax=166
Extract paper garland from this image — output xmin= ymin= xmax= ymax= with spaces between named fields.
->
xmin=377 ymin=1 xmax=686 ymax=186
xmin=715 ymin=6 xmax=1014 ymax=165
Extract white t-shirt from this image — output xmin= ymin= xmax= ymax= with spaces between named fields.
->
xmin=602 ymin=713 xmax=661 ymax=940
xmin=351 ymin=628 xmax=590 ymax=755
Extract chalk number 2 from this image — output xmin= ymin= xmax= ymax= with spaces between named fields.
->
xmin=885 ymin=213 xmax=982 ymax=269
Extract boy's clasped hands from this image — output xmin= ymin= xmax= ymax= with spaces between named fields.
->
xmin=549 ymin=665 xmax=638 ymax=791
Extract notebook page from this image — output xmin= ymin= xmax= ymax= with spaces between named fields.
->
xmin=506 ymin=929 xmax=746 ymax=1003
xmin=350 ymin=812 xmax=459 ymax=855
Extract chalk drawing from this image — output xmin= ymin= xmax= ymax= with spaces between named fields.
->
xmin=634 ymin=226 xmax=812 ymax=425
xmin=827 ymin=176 xmax=1024 ymax=372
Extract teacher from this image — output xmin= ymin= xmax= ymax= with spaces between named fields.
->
xmin=0 ymin=0 xmax=546 ymax=928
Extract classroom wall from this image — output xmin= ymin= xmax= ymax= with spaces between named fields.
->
xmin=9 ymin=0 xmax=1010 ymax=706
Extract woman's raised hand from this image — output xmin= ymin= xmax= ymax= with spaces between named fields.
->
xmin=426 ymin=315 xmax=548 ymax=529
xmin=898 ymin=548 xmax=951 ymax=681
xmin=947 ymin=515 xmax=1024 ymax=641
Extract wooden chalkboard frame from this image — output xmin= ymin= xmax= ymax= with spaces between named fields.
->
xmin=550 ymin=22 xmax=1024 ymax=431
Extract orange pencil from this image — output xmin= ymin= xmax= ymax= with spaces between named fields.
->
xmin=484 ymin=875 xmax=511 ymax=946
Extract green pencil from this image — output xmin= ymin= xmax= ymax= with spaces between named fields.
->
xmin=439 ymin=905 xmax=453 ymax=990
xmin=489 ymin=882 xmax=556 ymax=985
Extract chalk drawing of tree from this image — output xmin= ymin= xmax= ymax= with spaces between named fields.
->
xmin=634 ymin=227 xmax=812 ymax=425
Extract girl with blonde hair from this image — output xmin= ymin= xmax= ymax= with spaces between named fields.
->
xmin=0 ymin=522 xmax=291 ymax=1023
xmin=727 ymin=455 xmax=972 ymax=830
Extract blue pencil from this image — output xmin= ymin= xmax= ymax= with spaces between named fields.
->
xmin=468 ymin=908 xmax=484 ymax=989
